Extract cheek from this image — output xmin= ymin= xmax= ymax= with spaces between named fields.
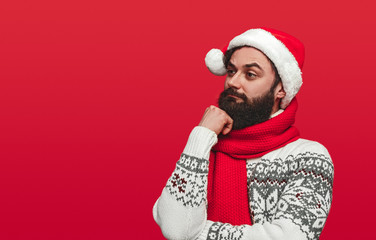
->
xmin=224 ymin=77 xmax=230 ymax=89
xmin=243 ymin=84 xmax=259 ymax=96
xmin=243 ymin=82 xmax=268 ymax=98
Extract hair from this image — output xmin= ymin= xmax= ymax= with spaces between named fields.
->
xmin=224 ymin=46 xmax=282 ymax=91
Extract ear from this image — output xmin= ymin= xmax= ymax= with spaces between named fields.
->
xmin=274 ymin=82 xmax=286 ymax=100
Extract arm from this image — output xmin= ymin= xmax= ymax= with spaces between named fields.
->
xmin=153 ymin=126 xmax=217 ymax=240
xmin=271 ymin=149 xmax=334 ymax=240
xmin=153 ymin=105 xmax=233 ymax=240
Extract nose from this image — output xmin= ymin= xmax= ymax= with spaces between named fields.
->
xmin=226 ymin=72 xmax=241 ymax=89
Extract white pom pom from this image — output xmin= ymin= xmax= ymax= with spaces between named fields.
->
xmin=205 ymin=49 xmax=227 ymax=76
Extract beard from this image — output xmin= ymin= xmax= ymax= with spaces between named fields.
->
xmin=218 ymin=87 xmax=275 ymax=130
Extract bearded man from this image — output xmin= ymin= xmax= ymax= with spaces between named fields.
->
xmin=152 ymin=28 xmax=334 ymax=240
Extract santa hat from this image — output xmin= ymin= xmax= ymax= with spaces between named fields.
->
xmin=205 ymin=28 xmax=305 ymax=109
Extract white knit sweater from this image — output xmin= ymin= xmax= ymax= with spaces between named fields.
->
xmin=153 ymin=126 xmax=334 ymax=240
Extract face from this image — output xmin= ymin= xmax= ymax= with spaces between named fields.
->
xmin=224 ymin=46 xmax=278 ymax=102
xmin=218 ymin=47 xmax=284 ymax=129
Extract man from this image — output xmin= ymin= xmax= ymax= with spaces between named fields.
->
xmin=153 ymin=28 xmax=334 ymax=240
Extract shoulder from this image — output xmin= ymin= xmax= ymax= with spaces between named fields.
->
xmin=285 ymin=138 xmax=334 ymax=180
xmin=288 ymin=138 xmax=331 ymax=158
xmin=276 ymin=138 xmax=332 ymax=161
xmin=264 ymin=138 xmax=334 ymax=177
xmin=265 ymin=138 xmax=331 ymax=160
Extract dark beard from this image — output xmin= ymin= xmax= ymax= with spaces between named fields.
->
xmin=218 ymin=88 xmax=275 ymax=130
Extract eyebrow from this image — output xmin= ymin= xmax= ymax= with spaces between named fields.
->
xmin=228 ymin=61 xmax=264 ymax=72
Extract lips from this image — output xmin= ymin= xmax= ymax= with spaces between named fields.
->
xmin=228 ymin=94 xmax=241 ymax=99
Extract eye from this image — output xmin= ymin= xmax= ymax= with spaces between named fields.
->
xmin=227 ymin=69 xmax=236 ymax=76
xmin=247 ymin=72 xmax=256 ymax=78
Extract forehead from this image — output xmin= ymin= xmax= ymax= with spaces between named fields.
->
xmin=230 ymin=46 xmax=272 ymax=70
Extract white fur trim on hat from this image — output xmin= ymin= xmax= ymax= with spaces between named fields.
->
xmin=205 ymin=28 xmax=302 ymax=109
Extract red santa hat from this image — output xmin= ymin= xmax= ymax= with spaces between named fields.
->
xmin=205 ymin=28 xmax=305 ymax=109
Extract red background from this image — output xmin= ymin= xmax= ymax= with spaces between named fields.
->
xmin=0 ymin=0 xmax=375 ymax=239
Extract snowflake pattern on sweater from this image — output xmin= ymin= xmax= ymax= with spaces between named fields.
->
xmin=247 ymin=152 xmax=333 ymax=240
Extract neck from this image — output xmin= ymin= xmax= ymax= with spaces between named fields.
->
xmin=271 ymin=99 xmax=281 ymax=115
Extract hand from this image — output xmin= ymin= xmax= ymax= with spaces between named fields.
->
xmin=198 ymin=105 xmax=233 ymax=135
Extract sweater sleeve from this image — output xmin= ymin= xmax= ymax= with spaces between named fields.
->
xmin=152 ymin=126 xmax=218 ymax=240
xmin=271 ymin=145 xmax=334 ymax=239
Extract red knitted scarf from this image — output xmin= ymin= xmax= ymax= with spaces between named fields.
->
xmin=207 ymin=98 xmax=300 ymax=225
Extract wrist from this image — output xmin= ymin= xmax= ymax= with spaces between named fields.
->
xmin=183 ymin=126 xmax=218 ymax=159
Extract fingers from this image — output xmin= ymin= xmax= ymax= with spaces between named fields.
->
xmin=199 ymin=105 xmax=233 ymax=135
xmin=221 ymin=115 xmax=233 ymax=135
